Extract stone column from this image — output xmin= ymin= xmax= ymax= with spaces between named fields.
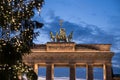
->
xmin=103 ymin=63 xmax=112 ymax=80
xmin=86 ymin=64 xmax=93 ymax=80
xmin=34 ymin=64 xmax=38 ymax=75
xmin=46 ymin=63 xmax=54 ymax=80
xmin=70 ymin=64 xmax=76 ymax=80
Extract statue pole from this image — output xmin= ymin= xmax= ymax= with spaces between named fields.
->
xmin=59 ymin=19 xmax=63 ymax=28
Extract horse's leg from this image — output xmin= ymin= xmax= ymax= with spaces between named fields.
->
xmin=56 ymin=39 xmax=58 ymax=42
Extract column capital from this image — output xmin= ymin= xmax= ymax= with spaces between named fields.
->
xmin=69 ymin=63 xmax=76 ymax=66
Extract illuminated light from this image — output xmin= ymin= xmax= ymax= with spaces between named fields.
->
xmin=38 ymin=3 xmax=41 ymax=6
xmin=12 ymin=18 xmax=15 ymax=22
xmin=6 ymin=27 xmax=9 ymax=29
xmin=9 ymin=67 xmax=11 ymax=69
xmin=3 ymin=43 xmax=6 ymax=45
xmin=3 ymin=68 xmax=5 ymax=70
xmin=14 ymin=76 xmax=16 ymax=78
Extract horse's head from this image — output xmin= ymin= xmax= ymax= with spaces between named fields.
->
xmin=50 ymin=32 xmax=53 ymax=35
xmin=71 ymin=31 xmax=73 ymax=35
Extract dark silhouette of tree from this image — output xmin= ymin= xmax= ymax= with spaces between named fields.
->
xmin=0 ymin=0 xmax=44 ymax=80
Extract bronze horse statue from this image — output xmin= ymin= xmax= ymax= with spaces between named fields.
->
xmin=50 ymin=32 xmax=55 ymax=42
xmin=67 ymin=31 xmax=73 ymax=42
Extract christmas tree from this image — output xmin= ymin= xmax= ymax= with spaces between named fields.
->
xmin=0 ymin=0 xmax=44 ymax=79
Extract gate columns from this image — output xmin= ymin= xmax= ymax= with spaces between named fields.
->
xmin=70 ymin=63 xmax=76 ymax=80
xmin=46 ymin=63 xmax=54 ymax=80
xmin=86 ymin=64 xmax=93 ymax=80
xmin=103 ymin=64 xmax=112 ymax=80
xmin=34 ymin=64 xmax=38 ymax=75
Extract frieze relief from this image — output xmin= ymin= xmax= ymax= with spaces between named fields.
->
xmin=23 ymin=52 xmax=113 ymax=63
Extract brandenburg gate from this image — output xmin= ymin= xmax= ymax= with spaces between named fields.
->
xmin=23 ymin=22 xmax=114 ymax=80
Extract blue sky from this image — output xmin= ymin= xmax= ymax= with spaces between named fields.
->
xmin=33 ymin=0 xmax=120 ymax=75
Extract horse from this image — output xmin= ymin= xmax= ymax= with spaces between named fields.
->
xmin=67 ymin=31 xmax=73 ymax=42
xmin=50 ymin=32 xmax=55 ymax=42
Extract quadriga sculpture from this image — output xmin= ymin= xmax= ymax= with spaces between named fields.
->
xmin=50 ymin=28 xmax=73 ymax=42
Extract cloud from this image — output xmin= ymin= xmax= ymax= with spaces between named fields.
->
xmin=113 ymin=64 xmax=120 ymax=69
xmin=107 ymin=15 xmax=120 ymax=33
xmin=33 ymin=29 xmax=50 ymax=44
